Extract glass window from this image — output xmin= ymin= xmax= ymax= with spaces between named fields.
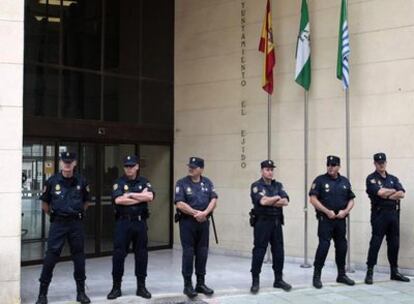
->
xmin=23 ymin=0 xmax=174 ymax=127
xmin=62 ymin=70 xmax=101 ymax=120
xmin=25 ymin=0 xmax=60 ymax=64
xmin=24 ymin=65 xmax=59 ymax=117
xmin=141 ymin=80 xmax=173 ymax=126
xmin=103 ymin=76 xmax=139 ymax=123
xmin=104 ymin=0 xmax=140 ymax=76
xmin=62 ymin=0 xmax=102 ymax=70
xmin=141 ymin=0 xmax=174 ymax=81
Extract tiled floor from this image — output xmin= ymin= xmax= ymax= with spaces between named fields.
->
xmin=21 ymin=249 xmax=413 ymax=304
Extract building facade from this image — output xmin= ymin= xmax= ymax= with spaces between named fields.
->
xmin=0 ymin=0 xmax=414 ymax=302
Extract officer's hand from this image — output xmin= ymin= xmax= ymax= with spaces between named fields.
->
xmin=275 ymin=198 xmax=288 ymax=207
xmin=194 ymin=211 xmax=207 ymax=222
xmin=336 ymin=210 xmax=348 ymax=219
xmin=326 ymin=210 xmax=336 ymax=219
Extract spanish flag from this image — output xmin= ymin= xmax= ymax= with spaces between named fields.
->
xmin=259 ymin=0 xmax=275 ymax=94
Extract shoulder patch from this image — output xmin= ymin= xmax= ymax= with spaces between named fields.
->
xmin=370 ymin=179 xmax=376 ymax=184
xmin=113 ymin=184 xmax=118 ymax=190
xmin=311 ymin=183 xmax=316 ymax=190
xmin=124 ymin=184 xmax=129 ymax=191
xmin=175 ymin=186 xmax=180 ymax=194
xmin=86 ymin=185 xmax=90 ymax=192
xmin=146 ymin=182 xmax=152 ymax=188
xmin=253 ymin=186 xmax=258 ymax=193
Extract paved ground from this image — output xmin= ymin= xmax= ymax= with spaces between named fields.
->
xmin=21 ymin=249 xmax=414 ymax=304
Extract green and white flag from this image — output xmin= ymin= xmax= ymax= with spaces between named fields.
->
xmin=337 ymin=0 xmax=350 ymax=89
xmin=295 ymin=0 xmax=311 ymax=90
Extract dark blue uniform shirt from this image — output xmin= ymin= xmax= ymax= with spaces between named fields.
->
xmin=250 ymin=178 xmax=289 ymax=216
xmin=112 ymin=175 xmax=155 ymax=216
xmin=309 ymin=173 xmax=355 ymax=212
xmin=174 ymin=176 xmax=218 ymax=211
xmin=366 ymin=171 xmax=405 ymax=208
xmin=40 ymin=173 xmax=90 ymax=216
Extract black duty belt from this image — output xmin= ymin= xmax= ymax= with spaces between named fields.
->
xmin=256 ymin=214 xmax=280 ymax=220
xmin=117 ymin=214 xmax=144 ymax=221
xmin=52 ymin=213 xmax=83 ymax=222
xmin=372 ymin=204 xmax=400 ymax=211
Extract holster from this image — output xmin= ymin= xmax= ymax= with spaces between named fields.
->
xmin=174 ymin=209 xmax=182 ymax=223
xmin=249 ymin=209 xmax=257 ymax=227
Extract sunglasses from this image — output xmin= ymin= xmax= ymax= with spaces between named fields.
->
xmin=124 ymin=165 xmax=136 ymax=168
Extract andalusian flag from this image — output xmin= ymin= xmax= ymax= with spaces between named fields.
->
xmin=337 ymin=0 xmax=350 ymax=89
xmin=295 ymin=0 xmax=311 ymax=90
xmin=259 ymin=0 xmax=275 ymax=94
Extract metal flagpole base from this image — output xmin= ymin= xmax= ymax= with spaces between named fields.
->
xmin=346 ymin=265 xmax=355 ymax=273
xmin=265 ymin=248 xmax=271 ymax=263
xmin=300 ymin=263 xmax=312 ymax=268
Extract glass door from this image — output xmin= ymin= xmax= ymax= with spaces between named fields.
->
xmin=21 ymin=142 xmax=55 ymax=262
xmin=21 ymin=139 xmax=172 ymax=264
xmin=140 ymin=145 xmax=171 ymax=247
xmin=100 ymin=144 xmax=135 ymax=252
xmin=79 ymin=143 xmax=98 ymax=255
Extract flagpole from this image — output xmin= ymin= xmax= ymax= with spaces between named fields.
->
xmin=345 ymin=87 xmax=354 ymax=273
xmin=265 ymin=93 xmax=272 ymax=263
xmin=301 ymin=90 xmax=311 ymax=268
xmin=267 ymin=94 xmax=271 ymax=159
xmin=344 ymin=0 xmax=354 ymax=274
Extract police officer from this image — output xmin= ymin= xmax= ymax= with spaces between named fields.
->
xmin=309 ymin=156 xmax=355 ymax=289
xmin=174 ymin=157 xmax=218 ymax=298
xmin=249 ymin=160 xmax=292 ymax=294
xmin=36 ymin=152 xmax=90 ymax=304
xmin=364 ymin=153 xmax=409 ymax=284
xmin=107 ymin=155 xmax=154 ymax=300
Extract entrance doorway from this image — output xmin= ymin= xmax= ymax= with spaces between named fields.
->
xmin=21 ymin=139 xmax=172 ymax=264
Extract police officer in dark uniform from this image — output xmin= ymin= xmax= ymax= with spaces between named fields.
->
xmin=174 ymin=157 xmax=218 ymax=298
xmin=309 ymin=156 xmax=355 ymax=289
xmin=249 ymin=160 xmax=292 ymax=294
xmin=107 ymin=155 xmax=154 ymax=300
xmin=36 ymin=152 xmax=91 ymax=304
xmin=364 ymin=152 xmax=409 ymax=284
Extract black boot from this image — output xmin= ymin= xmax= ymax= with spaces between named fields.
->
xmin=391 ymin=267 xmax=410 ymax=282
xmin=76 ymin=281 xmax=91 ymax=304
xmin=336 ymin=268 xmax=355 ymax=286
xmin=195 ymin=275 xmax=214 ymax=295
xmin=136 ymin=277 xmax=152 ymax=299
xmin=273 ymin=273 xmax=292 ymax=291
xmin=250 ymin=275 xmax=260 ymax=294
xmin=365 ymin=267 xmax=374 ymax=285
xmin=35 ymin=282 xmax=49 ymax=304
xmin=107 ymin=281 xmax=122 ymax=300
xmin=313 ymin=268 xmax=323 ymax=289
xmin=183 ymin=277 xmax=198 ymax=298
